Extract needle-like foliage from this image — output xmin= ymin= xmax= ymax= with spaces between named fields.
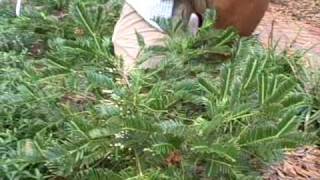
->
xmin=0 ymin=1 xmax=318 ymax=179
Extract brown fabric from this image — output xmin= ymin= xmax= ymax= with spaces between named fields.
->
xmin=192 ymin=0 xmax=208 ymax=14
xmin=192 ymin=0 xmax=270 ymax=36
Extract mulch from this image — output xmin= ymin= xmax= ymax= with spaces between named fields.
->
xmin=256 ymin=1 xmax=320 ymax=71
xmin=271 ymin=0 xmax=320 ymax=27
xmin=263 ymin=147 xmax=320 ymax=180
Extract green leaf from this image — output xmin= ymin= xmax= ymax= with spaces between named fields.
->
xmin=94 ymin=6 xmax=104 ymax=31
xmin=258 ymin=73 xmax=268 ymax=105
xmin=220 ymin=65 xmax=235 ymax=101
xmin=242 ymin=57 xmax=259 ymax=89
xmin=276 ymin=109 xmax=299 ymax=136
xmin=192 ymin=144 xmax=239 ymax=162
xmin=88 ymin=128 xmax=115 ymax=139
xmin=17 ymin=139 xmax=43 ymax=162
xmin=198 ymin=77 xmax=219 ymax=95
xmin=86 ymin=71 xmax=115 ymax=89
xmin=239 ymin=124 xmax=278 ymax=146
xmin=135 ymin=30 xmax=146 ymax=48
xmin=265 ymin=78 xmax=297 ymax=104
xmin=75 ymin=3 xmax=95 ymax=35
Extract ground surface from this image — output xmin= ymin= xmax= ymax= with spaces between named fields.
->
xmin=256 ymin=1 xmax=320 ymax=70
xmin=271 ymin=0 xmax=320 ymax=27
xmin=264 ymin=147 xmax=320 ymax=179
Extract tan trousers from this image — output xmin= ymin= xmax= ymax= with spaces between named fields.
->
xmin=112 ymin=3 xmax=167 ymax=76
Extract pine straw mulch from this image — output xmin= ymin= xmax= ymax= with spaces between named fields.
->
xmin=270 ymin=0 xmax=320 ymax=27
xmin=263 ymin=146 xmax=320 ymax=179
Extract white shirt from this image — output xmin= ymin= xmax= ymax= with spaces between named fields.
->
xmin=126 ymin=0 xmax=175 ymax=30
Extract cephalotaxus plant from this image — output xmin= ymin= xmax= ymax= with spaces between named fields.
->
xmin=0 ymin=2 xmax=317 ymax=180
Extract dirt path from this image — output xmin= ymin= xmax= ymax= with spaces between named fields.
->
xmin=256 ymin=3 xmax=320 ymax=70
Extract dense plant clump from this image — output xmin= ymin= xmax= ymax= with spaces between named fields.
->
xmin=0 ymin=0 xmax=319 ymax=179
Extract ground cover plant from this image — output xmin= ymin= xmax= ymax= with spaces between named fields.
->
xmin=0 ymin=0 xmax=319 ymax=179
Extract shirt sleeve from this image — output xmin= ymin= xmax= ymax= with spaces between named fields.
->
xmin=125 ymin=0 xmax=174 ymax=30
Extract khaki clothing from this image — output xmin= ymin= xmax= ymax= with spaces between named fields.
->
xmin=112 ymin=1 xmax=193 ymax=75
xmin=112 ymin=3 xmax=168 ymax=75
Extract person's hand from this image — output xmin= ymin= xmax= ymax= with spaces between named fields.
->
xmin=188 ymin=13 xmax=200 ymax=35
xmin=172 ymin=0 xmax=193 ymax=23
xmin=172 ymin=1 xmax=201 ymax=35
xmin=15 ymin=0 xmax=22 ymax=16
